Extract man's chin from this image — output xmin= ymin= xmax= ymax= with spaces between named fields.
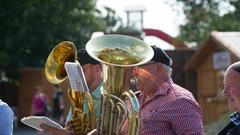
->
xmin=229 ymin=105 xmax=237 ymax=112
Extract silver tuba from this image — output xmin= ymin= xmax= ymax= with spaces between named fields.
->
xmin=86 ymin=34 xmax=154 ymax=135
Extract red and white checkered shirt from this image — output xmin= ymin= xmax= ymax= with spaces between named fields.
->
xmin=121 ymin=78 xmax=204 ymax=135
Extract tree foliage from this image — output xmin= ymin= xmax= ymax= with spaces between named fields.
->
xmin=175 ymin=0 xmax=240 ymax=46
xmin=0 ymin=0 xmax=107 ymax=81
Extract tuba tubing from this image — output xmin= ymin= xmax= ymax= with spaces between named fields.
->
xmin=86 ymin=34 xmax=154 ymax=135
xmin=98 ymin=89 xmax=127 ymax=135
xmin=45 ymin=41 xmax=95 ymax=135
xmin=122 ymin=90 xmax=140 ymax=135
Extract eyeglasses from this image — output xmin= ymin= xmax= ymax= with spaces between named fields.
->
xmin=133 ymin=61 xmax=158 ymax=73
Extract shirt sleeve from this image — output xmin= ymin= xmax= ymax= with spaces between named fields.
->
xmin=0 ymin=104 xmax=14 ymax=135
xmin=66 ymin=107 xmax=72 ymax=122
xmin=168 ymin=98 xmax=204 ymax=135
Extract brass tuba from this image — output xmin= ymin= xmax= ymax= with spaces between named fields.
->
xmin=86 ymin=34 xmax=154 ymax=135
xmin=45 ymin=41 xmax=95 ymax=134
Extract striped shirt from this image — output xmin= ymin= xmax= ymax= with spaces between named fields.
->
xmin=121 ymin=78 xmax=204 ymax=135
xmin=230 ymin=112 xmax=240 ymax=126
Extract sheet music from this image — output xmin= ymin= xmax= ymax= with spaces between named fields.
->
xmin=64 ymin=62 xmax=89 ymax=92
xmin=21 ymin=116 xmax=63 ymax=131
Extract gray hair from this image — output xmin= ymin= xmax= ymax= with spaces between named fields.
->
xmin=231 ymin=61 xmax=240 ymax=73
xmin=160 ymin=63 xmax=172 ymax=77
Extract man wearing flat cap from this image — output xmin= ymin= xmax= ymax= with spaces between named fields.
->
xmin=121 ymin=45 xmax=204 ymax=135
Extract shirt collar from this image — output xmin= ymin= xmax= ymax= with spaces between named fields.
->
xmin=156 ymin=78 xmax=173 ymax=96
xmin=141 ymin=78 xmax=173 ymax=102
xmin=230 ymin=112 xmax=240 ymax=125
xmin=91 ymin=82 xmax=102 ymax=100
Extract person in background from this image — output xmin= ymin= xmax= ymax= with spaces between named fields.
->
xmin=40 ymin=48 xmax=102 ymax=135
xmin=0 ymin=98 xmax=14 ymax=135
xmin=121 ymin=45 xmax=204 ymax=135
xmin=31 ymin=86 xmax=50 ymax=116
xmin=52 ymin=85 xmax=65 ymax=126
xmin=218 ymin=61 xmax=240 ymax=135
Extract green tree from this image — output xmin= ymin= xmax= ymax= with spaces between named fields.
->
xmin=175 ymin=0 xmax=240 ymax=46
xmin=0 ymin=0 xmax=106 ymax=82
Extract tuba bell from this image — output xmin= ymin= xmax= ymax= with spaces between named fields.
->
xmin=86 ymin=34 xmax=154 ymax=135
xmin=45 ymin=41 xmax=95 ymax=134
xmin=45 ymin=41 xmax=76 ymax=84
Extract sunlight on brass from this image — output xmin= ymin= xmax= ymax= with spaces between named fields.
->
xmin=97 ymin=48 xmax=142 ymax=65
xmin=45 ymin=41 xmax=76 ymax=84
xmin=68 ymin=90 xmax=94 ymax=134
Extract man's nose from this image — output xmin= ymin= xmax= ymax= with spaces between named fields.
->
xmin=222 ymin=86 xmax=229 ymax=96
xmin=132 ymin=67 xmax=139 ymax=76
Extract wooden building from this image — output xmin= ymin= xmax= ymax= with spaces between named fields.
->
xmin=185 ymin=31 xmax=240 ymax=123
xmin=166 ymin=49 xmax=197 ymax=98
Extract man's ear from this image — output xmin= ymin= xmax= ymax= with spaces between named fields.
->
xmin=155 ymin=63 xmax=162 ymax=72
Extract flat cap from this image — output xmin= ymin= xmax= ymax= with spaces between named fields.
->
xmin=151 ymin=45 xmax=173 ymax=66
xmin=77 ymin=49 xmax=100 ymax=65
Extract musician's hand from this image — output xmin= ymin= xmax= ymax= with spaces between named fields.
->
xmin=40 ymin=123 xmax=70 ymax=135
xmin=66 ymin=118 xmax=83 ymax=135
xmin=66 ymin=116 xmax=95 ymax=134
xmin=65 ymin=121 xmax=76 ymax=134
